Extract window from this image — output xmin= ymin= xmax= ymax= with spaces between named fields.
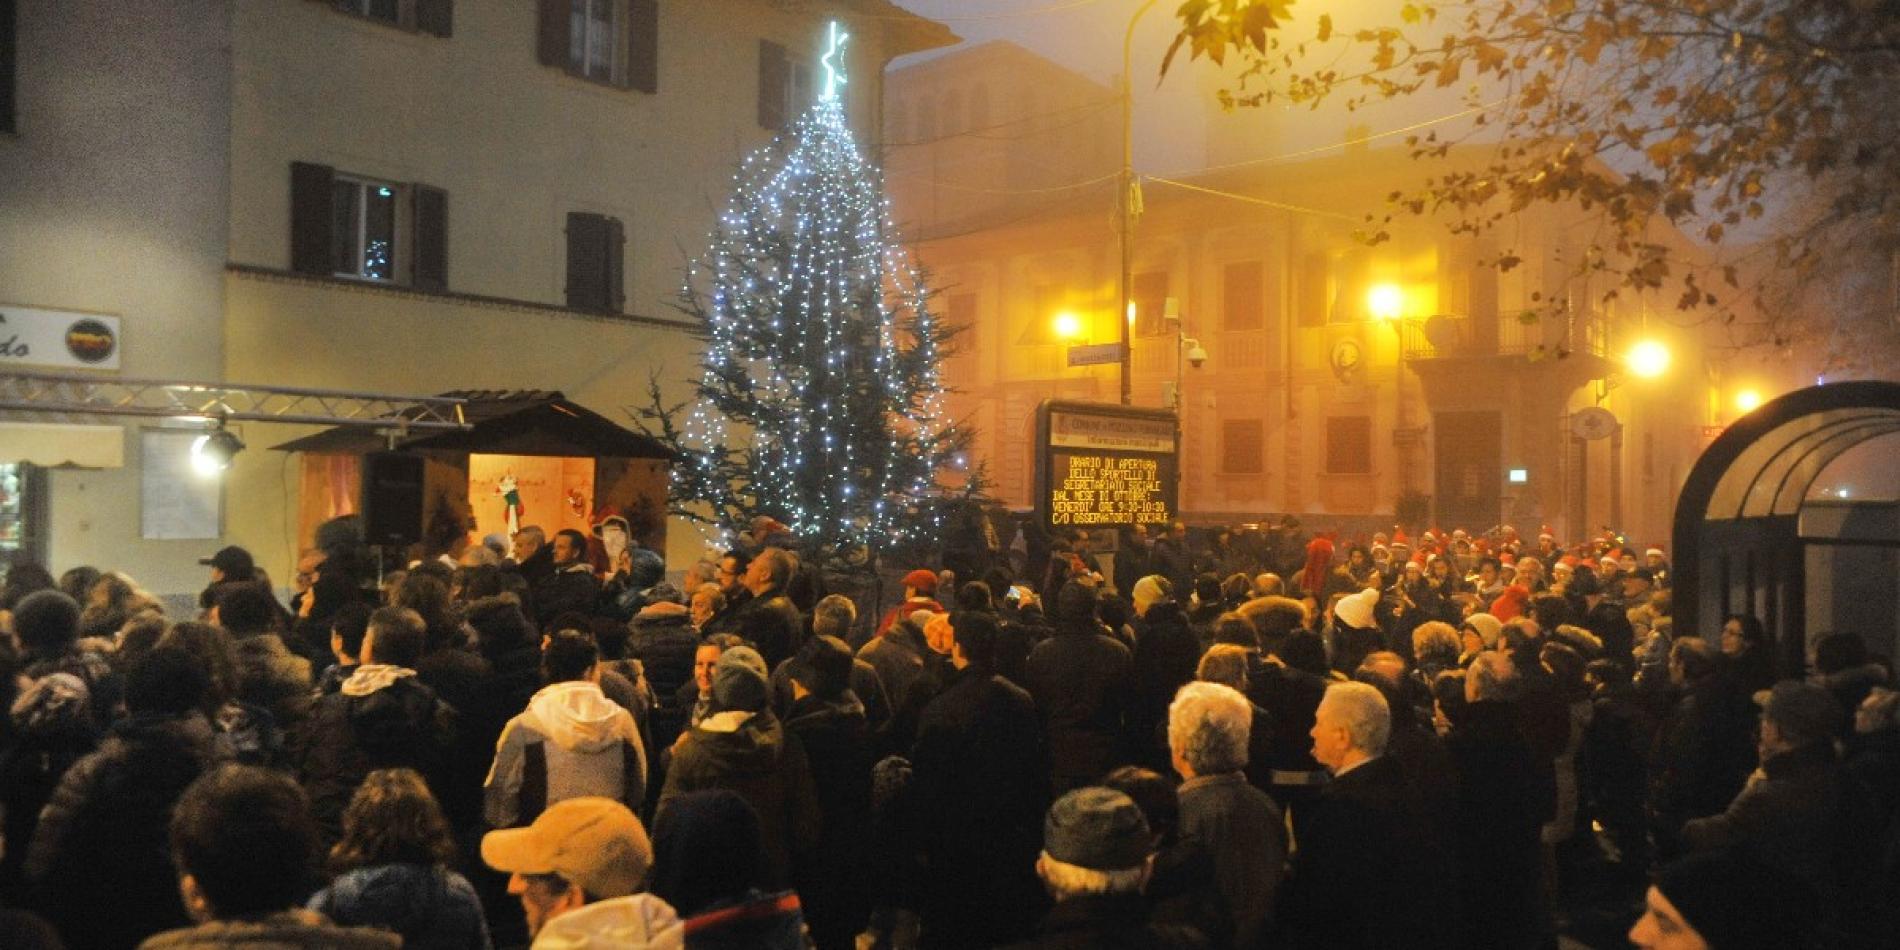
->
xmin=537 ymin=0 xmax=657 ymax=93
xmin=565 ymin=212 xmax=625 ymax=313
xmin=1222 ymin=260 xmax=1264 ymax=331
xmin=1132 ymin=271 xmax=1170 ymax=337
xmin=757 ymin=40 xmax=811 ymax=131
xmin=1326 ymin=416 xmax=1373 ymax=474
xmin=332 ymin=176 xmax=402 ymax=281
xmin=141 ymin=430 xmax=222 ymax=541
xmin=1222 ymin=419 xmax=1264 ymax=474
xmin=289 ymin=162 xmax=448 ymax=290
xmin=1 ymin=0 xmax=14 ymax=133
xmin=324 ymin=0 xmax=453 ymax=37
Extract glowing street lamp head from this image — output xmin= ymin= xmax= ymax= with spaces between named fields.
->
xmin=1053 ymin=311 xmax=1083 ymax=340
xmin=1367 ymin=283 xmax=1404 ymax=321
xmin=1626 ymin=339 xmax=1671 ymax=379
xmin=1735 ymin=388 xmax=1763 ymax=413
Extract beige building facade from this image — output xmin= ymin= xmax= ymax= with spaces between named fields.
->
xmin=3 ymin=0 xmax=951 ymax=594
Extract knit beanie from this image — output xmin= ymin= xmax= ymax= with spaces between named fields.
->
xmin=1333 ymin=587 xmax=1378 ymax=631
xmin=1462 ymin=613 xmax=1503 ymax=650
xmin=1131 ymin=575 xmax=1170 ymax=612
xmin=710 ymin=646 xmax=768 ymax=713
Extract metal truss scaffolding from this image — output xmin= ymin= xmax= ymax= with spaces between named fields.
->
xmin=0 ymin=371 xmax=468 ymax=430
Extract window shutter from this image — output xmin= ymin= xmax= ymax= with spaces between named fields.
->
xmin=1 ymin=0 xmax=16 ymax=134
xmin=624 ymin=0 xmax=657 ymax=93
xmin=565 ymin=212 xmax=608 ymax=311
xmin=416 ymin=0 xmax=453 ymax=37
xmin=412 ymin=184 xmax=449 ymax=292
xmin=605 ymin=216 xmax=626 ymax=313
xmin=758 ymin=40 xmax=788 ymax=130
xmin=289 ymin=161 xmax=337 ymax=276
xmin=536 ymin=0 xmax=570 ymax=67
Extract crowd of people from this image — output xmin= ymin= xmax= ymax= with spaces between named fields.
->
xmin=0 ymin=510 xmax=1892 ymax=949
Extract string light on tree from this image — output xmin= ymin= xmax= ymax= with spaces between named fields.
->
xmin=639 ymin=21 xmax=971 ymax=564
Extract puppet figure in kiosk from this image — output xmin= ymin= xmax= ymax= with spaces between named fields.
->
xmin=496 ymin=470 xmax=523 ymax=536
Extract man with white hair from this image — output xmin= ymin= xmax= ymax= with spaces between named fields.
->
xmin=1169 ymin=682 xmax=1285 ymax=948
xmin=1277 ymin=682 xmax=1455 ymax=948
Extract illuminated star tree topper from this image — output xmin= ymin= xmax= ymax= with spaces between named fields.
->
xmin=639 ymin=21 xmax=972 ymax=566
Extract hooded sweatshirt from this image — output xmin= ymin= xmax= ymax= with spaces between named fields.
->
xmin=485 ymin=680 xmax=647 ymax=828
xmin=530 ymin=893 xmax=683 ymax=949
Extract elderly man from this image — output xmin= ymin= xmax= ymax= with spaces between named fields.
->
xmin=1169 ymin=682 xmax=1285 ymax=948
xmin=1001 ymin=787 xmax=1206 ymax=949
xmin=1277 ymin=681 xmax=1455 ymax=949
xmin=481 ymin=797 xmax=682 ymax=946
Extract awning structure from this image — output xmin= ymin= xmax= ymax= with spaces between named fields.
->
xmin=1673 ymin=380 xmax=1900 ymax=665
xmin=0 ymin=422 xmax=125 ymax=468
xmin=272 ymin=390 xmax=672 ymax=459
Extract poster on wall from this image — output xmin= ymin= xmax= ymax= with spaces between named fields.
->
xmin=0 ymin=304 xmax=122 ymax=371
xmin=1034 ymin=400 xmax=1179 ymax=535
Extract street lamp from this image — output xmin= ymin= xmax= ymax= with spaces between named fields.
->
xmin=1053 ymin=310 xmax=1084 ymax=341
xmin=1626 ymin=339 xmax=1671 ymax=379
xmin=1368 ymin=282 xmax=1405 ymax=322
xmin=1734 ymin=388 xmax=1763 ymax=413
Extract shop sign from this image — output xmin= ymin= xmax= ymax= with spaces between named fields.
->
xmin=0 ymin=305 xmax=121 ymax=371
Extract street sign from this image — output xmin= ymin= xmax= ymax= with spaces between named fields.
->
xmin=1066 ymin=342 xmax=1125 ymax=367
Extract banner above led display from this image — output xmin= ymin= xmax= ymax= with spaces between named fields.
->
xmin=1035 ymin=401 xmax=1179 ymax=532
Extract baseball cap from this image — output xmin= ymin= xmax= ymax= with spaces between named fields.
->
xmin=902 ymin=569 xmax=938 ymax=594
xmin=481 ymin=797 xmax=653 ymax=899
xmin=199 ymin=545 xmax=255 ymax=579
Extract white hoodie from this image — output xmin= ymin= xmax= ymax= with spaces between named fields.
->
xmin=485 ymin=681 xmax=647 ymax=828
xmin=532 ymin=893 xmax=683 ymax=949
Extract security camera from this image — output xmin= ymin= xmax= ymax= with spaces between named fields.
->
xmin=1185 ymin=340 xmax=1208 ymax=369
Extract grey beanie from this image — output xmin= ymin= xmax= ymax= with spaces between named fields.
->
xmin=711 ymin=646 xmax=769 ymax=713
xmin=1043 ymin=787 xmax=1151 ymax=871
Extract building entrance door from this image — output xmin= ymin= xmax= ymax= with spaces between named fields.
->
xmin=1433 ymin=411 xmax=1502 ymax=532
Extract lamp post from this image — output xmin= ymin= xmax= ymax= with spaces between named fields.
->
xmin=1118 ymin=0 xmax=1162 ymax=406
xmin=1368 ymin=283 xmax=1413 ymax=491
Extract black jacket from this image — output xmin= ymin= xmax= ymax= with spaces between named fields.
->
xmin=627 ymin=608 xmax=701 ymax=748
xmin=999 ymin=894 xmax=1207 ymax=950
xmin=1446 ymin=700 xmax=1550 ymax=949
xmin=658 ymin=710 xmax=820 ymax=889
xmin=910 ymin=665 xmax=1051 ymax=949
xmin=1129 ymin=602 xmax=1201 ymax=769
xmin=298 ymin=674 xmax=457 ymax=845
xmin=1024 ymin=622 xmax=1134 ymax=789
xmin=783 ymin=694 xmax=874 ymax=950
xmin=732 ymin=587 xmax=804 ymax=671
xmin=1275 ymin=755 xmax=1457 ymax=949
xmin=533 ymin=563 xmax=601 ymax=630
xmin=26 ymin=712 xmax=227 ymax=950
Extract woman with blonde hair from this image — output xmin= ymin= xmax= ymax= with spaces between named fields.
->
xmin=308 ymin=768 xmax=490 ymax=950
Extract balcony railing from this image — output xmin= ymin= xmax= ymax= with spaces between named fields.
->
xmin=1398 ymin=311 xmax=1610 ymax=362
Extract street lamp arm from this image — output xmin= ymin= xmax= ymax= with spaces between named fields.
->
xmin=1119 ymin=0 xmax=1162 ymax=406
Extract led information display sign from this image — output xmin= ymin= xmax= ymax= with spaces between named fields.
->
xmin=1035 ymin=401 xmax=1179 ymax=531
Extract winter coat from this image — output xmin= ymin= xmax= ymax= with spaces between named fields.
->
xmin=297 ymin=667 xmax=456 ymax=845
xmin=628 ymin=604 xmax=702 ymax=748
xmin=1176 ymin=771 xmax=1286 ymax=948
xmin=859 ymin=623 xmax=929 ymax=716
xmin=22 ymin=648 xmax=121 ymax=731
xmin=1682 ymin=741 xmax=1870 ymax=894
xmin=232 ymin=633 xmax=313 ymax=737
xmin=781 ymin=693 xmax=874 ymax=950
xmin=1149 ymin=537 xmax=1195 ymax=593
xmin=308 ymin=863 xmax=490 ymax=950
xmin=1648 ymin=672 xmax=1759 ymax=850
xmin=769 ymin=657 xmax=892 ymax=739
xmin=1274 ymin=756 xmax=1457 ymax=950
xmin=1446 ymin=700 xmax=1551 ymax=949
xmin=484 ymin=680 xmax=646 ymax=828
xmin=26 ymin=712 xmax=227 ymax=950
xmin=1128 ymin=603 xmax=1201 ymax=768
xmin=1245 ymin=659 xmax=1331 ymax=819
xmin=534 ymin=563 xmax=603 ymax=630
xmin=137 ymin=911 xmax=401 ymax=950
xmin=997 ymin=894 xmax=1208 ymax=950
xmin=658 ymin=710 xmax=820 ymax=889
xmin=909 ymin=665 xmax=1051 ymax=948
xmin=415 ymin=645 xmax=490 ymax=721
xmin=1023 ymin=622 xmax=1134 ymax=790
xmin=730 ymin=587 xmax=804 ymax=671
xmin=0 ymin=667 xmax=103 ymax=895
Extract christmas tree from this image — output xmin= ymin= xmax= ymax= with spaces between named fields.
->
xmin=643 ymin=23 xmax=969 ymax=565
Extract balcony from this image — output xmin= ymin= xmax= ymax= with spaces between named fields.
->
xmin=1398 ymin=311 xmax=1611 ymax=363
